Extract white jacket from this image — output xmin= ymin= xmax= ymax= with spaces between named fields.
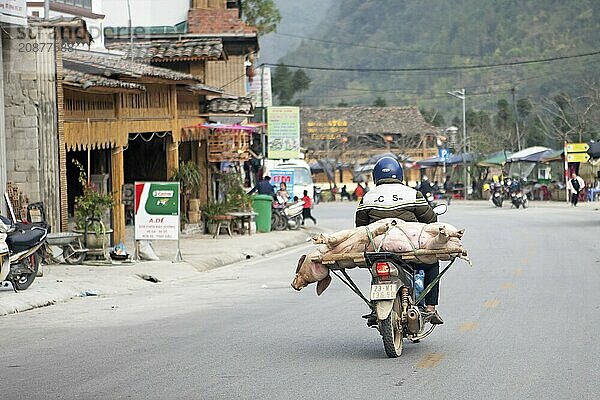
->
xmin=567 ymin=176 xmax=585 ymax=195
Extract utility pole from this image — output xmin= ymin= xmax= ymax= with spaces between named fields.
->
xmin=512 ymin=87 xmax=521 ymax=151
xmin=448 ymin=89 xmax=467 ymax=200
xmin=44 ymin=0 xmax=50 ymax=19
xmin=127 ymin=0 xmax=134 ymax=63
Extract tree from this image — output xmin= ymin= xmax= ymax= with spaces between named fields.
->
xmin=537 ymin=81 xmax=600 ymax=144
xmin=420 ymin=107 xmax=445 ymax=127
xmin=241 ymin=0 xmax=281 ymax=35
xmin=373 ymin=97 xmax=387 ymax=107
xmin=272 ymin=63 xmax=311 ymax=105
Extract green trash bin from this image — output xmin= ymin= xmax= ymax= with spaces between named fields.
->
xmin=251 ymin=194 xmax=273 ymax=232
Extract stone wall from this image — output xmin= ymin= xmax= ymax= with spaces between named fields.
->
xmin=2 ymin=27 xmax=61 ymax=228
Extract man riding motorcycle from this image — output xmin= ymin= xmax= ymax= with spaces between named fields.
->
xmin=355 ymin=157 xmax=444 ymax=325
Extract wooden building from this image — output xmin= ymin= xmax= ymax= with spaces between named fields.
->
xmin=60 ymin=49 xmax=225 ymax=243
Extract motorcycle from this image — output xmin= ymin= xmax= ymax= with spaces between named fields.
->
xmin=271 ymin=197 xmax=304 ymax=231
xmin=488 ymin=183 xmax=504 ymax=207
xmin=509 ymin=189 xmax=528 ymax=209
xmin=323 ymin=204 xmax=462 ymax=358
xmin=0 ymin=216 xmax=48 ymax=291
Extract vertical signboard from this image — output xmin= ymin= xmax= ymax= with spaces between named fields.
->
xmin=0 ymin=0 xmax=27 ymax=25
xmin=267 ymin=106 xmax=300 ymax=159
xmin=134 ymin=182 xmax=180 ymax=240
xmin=248 ymin=66 xmax=272 ymax=107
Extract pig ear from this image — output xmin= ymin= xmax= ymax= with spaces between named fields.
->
xmin=296 ymin=255 xmax=306 ymax=274
xmin=316 ymin=275 xmax=332 ymax=296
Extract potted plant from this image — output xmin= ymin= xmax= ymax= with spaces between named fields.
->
xmin=201 ymin=200 xmax=233 ymax=235
xmin=72 ymin=160 xmax=114 ymax=250
xmin=171 ymin=161 xmax=202 ymax=224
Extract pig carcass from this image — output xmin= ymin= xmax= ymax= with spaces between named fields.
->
xmin=291 ymin=218 xmax=466 ymax=294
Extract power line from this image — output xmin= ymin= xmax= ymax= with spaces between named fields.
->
xmin=273 ymin=32 xmax=481 ymax=57
xmin=262 ymin=50 xmax=600 ymax=73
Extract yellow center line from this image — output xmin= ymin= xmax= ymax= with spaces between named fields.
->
xmin=458 ymin=322 xmax=479 ymax=332
xmin=501 ymin=282 xmax=514 ymax=289
xmin=416 ymin=352 xmax=445 ymax=369
xmin=512 ymin=268 xmax=523 ymax=276
xmin=483 ymin=299 xmax=500 ymax=308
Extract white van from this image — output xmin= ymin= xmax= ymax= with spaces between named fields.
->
xmin=263 ymin=159 xmax=314 ymax=201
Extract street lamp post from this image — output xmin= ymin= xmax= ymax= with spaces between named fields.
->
xmin=447 ymin=89 xmax=467 ymax=200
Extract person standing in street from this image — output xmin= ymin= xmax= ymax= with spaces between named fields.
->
xmin=567 ymin=172 xmax=585 ymax=206
xmin=301 ymin=190 xmax=317 ymax=225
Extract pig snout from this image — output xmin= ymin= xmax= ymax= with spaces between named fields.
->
xmin=291 ymin=274 xmax=307 ymax=291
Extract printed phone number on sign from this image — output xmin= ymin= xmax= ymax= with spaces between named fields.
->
xmin=18 ymin=42 xmax=76 ymax=53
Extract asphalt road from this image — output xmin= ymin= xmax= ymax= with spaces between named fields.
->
xmin=1 ymin=201 xmax=598 ymax=400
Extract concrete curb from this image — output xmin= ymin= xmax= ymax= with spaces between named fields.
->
xmin=0 ymin=227 xmax=324 ymax=317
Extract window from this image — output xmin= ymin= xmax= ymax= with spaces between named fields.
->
xmin=53 ymin=0 xmax=93 ymax=11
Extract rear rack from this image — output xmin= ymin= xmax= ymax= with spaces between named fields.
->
xmin=312 ymin=248 xmax=467 ymax=270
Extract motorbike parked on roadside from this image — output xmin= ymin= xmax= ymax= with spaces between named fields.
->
xmin=489 ymin=183 xmax=504 ymax=207
xmin=0 ymin=216 xmax=48 ymax=291
xmin=509 ymin=188 xmax=528 ymax=208
xmin=271 ymin=196 xmax=304 ymax=231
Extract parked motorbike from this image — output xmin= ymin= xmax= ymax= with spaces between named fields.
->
xmin=0 ymin=216 xmax=48 ymax=291
xmin=489 ymin=184 xmax=504 ymax=208
xmin=271 ymin=197 xmax=304 ymax=231
xmin=509 ymin=189 xmax=528 ymax=209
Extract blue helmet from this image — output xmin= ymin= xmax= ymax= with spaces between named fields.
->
xmin=373 ymin=157 xmax=403 ymax=185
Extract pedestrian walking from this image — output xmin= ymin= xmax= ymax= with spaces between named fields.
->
xmin=567 ymin=172 xmax=585 ymax=206
xmin=301 ymin=190 xmax=317 ymax=225
xmin=443 ymin=175 xmax=453 ymax=205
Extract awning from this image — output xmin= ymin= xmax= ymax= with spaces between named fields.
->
xmin=539 ymin=149 xmax=564 ymax=163
xmin=506 ymin=146 xmax=551 ymax=162
xmin=416 ymin=156 xmax=443 ymax=168
xmin=446 ymin=152 xmax=477 ymax=165
xmin=478 ymin=151 xmax=512 ymax=167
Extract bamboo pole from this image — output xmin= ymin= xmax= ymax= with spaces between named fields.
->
xmin=111 ymin=147 xmax=125 ymax=244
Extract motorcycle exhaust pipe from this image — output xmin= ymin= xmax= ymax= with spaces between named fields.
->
xmin=407 ymin=308 xmax=421 ymax=334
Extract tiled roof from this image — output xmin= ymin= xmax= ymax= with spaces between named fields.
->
xmin=207 ymin=96 xmax=253 ymax=114
xmin=106 ymin=38 xmax=224 ymax=62
xmin=188 ymin=8 xmax=257 ymax=35
xmin=63 ymin=50 xmax=202 ymax=83
xmin=63 ymin=69 xmax=146 ymax=92
xmin=300 ymin=106 xmax=439 ymax=136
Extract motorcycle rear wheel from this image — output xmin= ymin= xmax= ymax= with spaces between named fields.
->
xmin=271 ymin=213 xmax=287 ymax=231
xmin=12 ymin=252 xmax=40 ymax=291
xmin=380 ymin=297 xmax=403 ymax=358
xmin=290 ymin=215 xmax=302 ymax=230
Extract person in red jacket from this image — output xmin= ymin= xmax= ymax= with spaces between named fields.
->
xmin=301 ymin=190 xmax=317 ymax=225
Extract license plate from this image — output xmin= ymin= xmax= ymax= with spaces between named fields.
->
xmin=370 ymin=284 xmax=397 ymax=300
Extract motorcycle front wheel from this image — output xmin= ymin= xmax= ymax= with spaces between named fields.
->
xmin=12 ymin=252 xmax=40 ymax=291
xmin=380 ymin=297 xmax=403 ymax=358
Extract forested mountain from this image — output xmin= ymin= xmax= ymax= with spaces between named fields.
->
xmin=258 ymin=0 xmax=335 ymax=64
xmin=280 ymin=0 xmax=600 ymax=147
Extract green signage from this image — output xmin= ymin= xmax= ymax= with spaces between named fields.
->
xmin=267 ymin=106 xmax=300 ymax=159
xmin=145 ymin=183 xmax=179 ymax=216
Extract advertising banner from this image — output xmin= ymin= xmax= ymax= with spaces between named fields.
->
xmin=270 ymin=169 xmax=295 ymax=200
xmin=0 ymin=0 xmax=26 ymax=25
xmin=134 ymin=182 xmax=180 ymax=241
xmin=248 ymin=66 xmax=272 ymax=107
xmin=267 ymin=106 xmax=300 ymax=159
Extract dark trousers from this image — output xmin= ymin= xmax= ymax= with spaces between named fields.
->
xmin=570 ymin=192 xmax=579 ymax=206
xmin=419 ymin=262 xmax=440 ymax=306
xmin=301 ymin=208 xmax=316 ymax=224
